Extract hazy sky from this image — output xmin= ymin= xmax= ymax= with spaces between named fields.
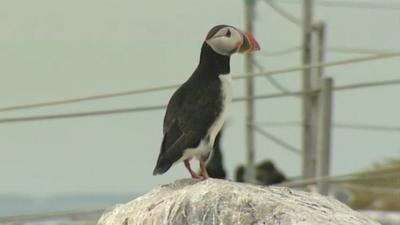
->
xmin=0 ymin=0 xmax=399 ymax=196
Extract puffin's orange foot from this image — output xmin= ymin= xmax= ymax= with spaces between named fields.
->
xmin=199 ymin=159 xmax=209 ymax=180
xmin=191 ymin=174 xmax=206 ymax=180
xmin=184 ymin=159 xmax=203 ymax=180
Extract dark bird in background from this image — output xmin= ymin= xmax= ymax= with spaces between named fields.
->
xmin=205 ymin=131 xmax=226 ymax=179
xmin=153 ymin=25 xmax=260 ymax=180
xmin=235 ymin=160 xmax=287 ymax=185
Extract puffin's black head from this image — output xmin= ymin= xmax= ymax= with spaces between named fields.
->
xmin=205 ymin=25 xmax=260 ymax=56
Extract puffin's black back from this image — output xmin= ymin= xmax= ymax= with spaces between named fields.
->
xmin=153 ymin=43 xmax=230 ymax=175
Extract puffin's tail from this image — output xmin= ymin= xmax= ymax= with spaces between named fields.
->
xmin=152 ymin=156 xmax=173 ymax=175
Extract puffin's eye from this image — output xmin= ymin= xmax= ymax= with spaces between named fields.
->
xmin=225 ymin=29 xmax=231 ymax=37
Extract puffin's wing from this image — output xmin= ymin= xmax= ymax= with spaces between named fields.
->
xmin=153 ymin=87 xmax=197 ymax=175
xmin=153 ymin=131 xmax=200 ymax=175
xmin=162 ymin=87 xmax=183 ymax=135
xmin=160 ymin=86 xmax=187 ymax=154
xmin=153 ymin=80 xmax=221 ymax=175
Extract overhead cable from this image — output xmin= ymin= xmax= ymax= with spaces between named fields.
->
xmin=0 ymin=105 xmax=166 ymax=124
xmin=278 ymin=0 xmax=400 ymax=11
xmin=334 ymin=79 xmax=400 ymax=91
xmin=262 ymin=0 xmax=302 ymax=26
xmin=258 ymin=46 xmax=300 ymax=57
xmin=259 ymin=120 xmax=400 ymax=133
xmin=1 ymin=78 xmax=400 ymax=124
xmin=233 ymin=52 xmax=400 ymax=80
xmin=252 ymin=59 xmax=295 ymax=94
xmin=0 ymin=84 xmax=179 ymax=113
xmin=327 ymin=46 xmax=398 ymax=55
xmin=280 ymin=171 xmax=400 ymax=188
xmin=342 ymin=184 xmax=400 ymax=194
xmin=0 ymin=52 xmax=399 ymax=114
xmin=259 ymin=46 xmax=398 ymax=57
xmin=250 ymin=123 xmax=302 ymax=155
xmin=334 ymin=123 xmax=400 ymax=132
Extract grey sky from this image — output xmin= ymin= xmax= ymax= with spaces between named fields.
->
xmin=0 ymin=0 xmax=399 ymax=196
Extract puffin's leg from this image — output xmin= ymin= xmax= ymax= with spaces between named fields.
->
xmin=199 ymin=159 xmax=209 ymax=179
xmin=184 ymin=159 xmax=203 ymax=179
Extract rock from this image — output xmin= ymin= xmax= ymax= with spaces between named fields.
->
xmin=97 ymin=179 xmax=380 ymax=225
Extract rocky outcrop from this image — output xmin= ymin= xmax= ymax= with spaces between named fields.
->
xmin=98 ymin=179 xmax=380 ymax=225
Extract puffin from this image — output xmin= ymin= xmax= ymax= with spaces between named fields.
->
xmin=153 ymin=25 xmax=260 ymax=180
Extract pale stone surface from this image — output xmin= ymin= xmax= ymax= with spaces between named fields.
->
xmin=98 ymin=179 xmax=380 ymax=225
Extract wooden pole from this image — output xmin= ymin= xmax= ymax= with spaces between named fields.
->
xmin=316 ymin=77 xmax=333 ymax=195
xmin=301 ymin=0 xmax=315 ymax=179
xmin=244 ymin=0 xmax=256 ymax=183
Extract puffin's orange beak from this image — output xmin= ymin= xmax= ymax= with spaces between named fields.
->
xmin=238 ymin=31 xmax=260 ymax=53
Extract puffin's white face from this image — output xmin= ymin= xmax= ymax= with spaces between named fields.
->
xmin=205 ymin=25 xmax=260 ymax=56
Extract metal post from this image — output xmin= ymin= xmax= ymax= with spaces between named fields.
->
xmin=316 ymin=77 xmax=333 ymax=195
xmin=316 ymin=22 xmax=326 ymax=82
xmin=309 ymin=22 xmax=327 ymax=180
xmin=301 ymin=0 xmax=315 ymax=179
xmin=244 ymin=0 xmax=256 ymax=183
xmin=315 ymin=22 xmax=328 ymax=194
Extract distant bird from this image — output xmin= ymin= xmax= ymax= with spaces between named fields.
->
xmin=205 ymin=130 xmax=227 ymax=179
xmin=255 ymin=160 xmax=287 ymax=185
xmin=153 ymin=25 xmax=260 ymax=180
xmin=235 ymin=160 xmax=287 ymax=185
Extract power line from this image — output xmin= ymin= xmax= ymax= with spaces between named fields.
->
xmin=1 ymin=78 xmax=400 ymax=124
xmin=259 ymin=121 xmax=305 ymax=127
xmin=278 ymin=0 xmax=400 ymax=11
xmin=234 ymin=90 xmax=313 ymax=102
xmin=234 ymin=52 xmax=400 ymax=80
xmin=0 ymin=105 xmax=166 ymax=124
xmin=259 ymin=121 xmax=400 ymax=133
xmin=334 ymin=123 xmax=400 ymax=132
xmin=327 ymin=46 xmax=398 ymax=55
xmin=252 ymin=59 xmax=295 ymax=94
xmin=262 ymin=0 xmax=302 ymax=26
xmin=258 ymin=46 xmax=300 ymax=57
xmin=0 ymin=53 xmax=399 ymax=114
xmin=280 ymin=170 xmax=400 ymax=188
xmin=258 ymin=46 xmax=398 ymax=57
xmin=1 ymin=77 xmax=400 ymax=124
xmin=237 ymin=78 xmax=400 ymax=102
xmin=251 ymin=123 xmax=302 ymax=155
xmin=0 ymin=92 xmax=310 ymax=124
xmin=0 ymin=84 xmax=179 ymax=113
xmin=334 ymin=79 xmax=400 ymax=91
xmin=342 ymin=184 xmax=400 ymax=194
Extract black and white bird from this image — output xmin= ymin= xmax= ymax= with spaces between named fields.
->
xmin=153 ymin=25 xmax=260 ymax=179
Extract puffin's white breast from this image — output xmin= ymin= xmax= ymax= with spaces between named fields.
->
xmin=207 ymin=74 xmax=232 ymax=145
